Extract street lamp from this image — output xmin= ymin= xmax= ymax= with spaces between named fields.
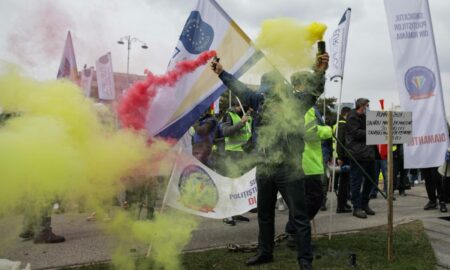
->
xmin=117 ymin=35 xmax=148 ymax=86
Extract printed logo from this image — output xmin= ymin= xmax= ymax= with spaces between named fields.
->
xmin=179 ymin=11 xmax=214 ymax=54
xmin=178 ymin=165 xmax=218 ymax=212
xmin=404 ymin=66 xmax=436 ymax=100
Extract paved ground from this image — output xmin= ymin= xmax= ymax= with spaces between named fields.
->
xmin=1 ymin=184 xmax=449 ymax=269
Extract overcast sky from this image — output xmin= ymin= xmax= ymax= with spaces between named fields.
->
xmin=0 ymin=0 xmax=449 ymax=114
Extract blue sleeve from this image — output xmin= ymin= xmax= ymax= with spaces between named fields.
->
xmin=218 ymin=71 xmax=263 ymax=111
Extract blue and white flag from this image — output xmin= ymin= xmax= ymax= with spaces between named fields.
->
xmin=146 ymin=0 xmax=262 ymax=140
xmin=328 ymin=8 xmax=351 ymax=81
xmin=384 ymin=0 xmax=449 ymax=168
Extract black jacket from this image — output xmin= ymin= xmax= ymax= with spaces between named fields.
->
xmin=345 ymin=109 xmax=377 ymax=161
xmin=336 ymin=119 xmax=347 ymax=161
xmin=218 ymin=70 xmax=325 ymax=170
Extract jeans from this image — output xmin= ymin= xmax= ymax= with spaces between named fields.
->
xmin=256 ymin=165 xmax=312 ymax=264
xmin=370 ymin=160 xmax=387 ymax=195
xmin=350 ymin=160 xmax=376 ymax=209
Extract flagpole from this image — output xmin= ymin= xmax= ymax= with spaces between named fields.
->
xmin=146 ymin=148 xmax=182 ymax=258
xmin=328 ymin=76 xmax=343 ymax=240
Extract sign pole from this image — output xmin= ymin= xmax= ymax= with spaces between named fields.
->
xmin=387 ymin=111 xmax=394 ymax=262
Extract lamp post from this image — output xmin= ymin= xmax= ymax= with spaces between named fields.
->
xmin=117 ymin=35 xmax=148 ymax=87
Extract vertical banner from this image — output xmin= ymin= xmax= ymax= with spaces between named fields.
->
xmin=328 ymin=8 xmax=351 ymax=81
xmin=95 ymin=53 xmax=116 ymax=100
xmin=80 ymin=67 xmax=94 ymax=97
xmin=384 ymin=0 xmax=448 ymax=168
xmin=57 ymin=31 xmax=78 ymax=82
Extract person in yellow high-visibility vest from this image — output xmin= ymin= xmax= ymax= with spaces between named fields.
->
xmin=284 ymin=71 xmax=332 ymax=247
xmin=222 ymin=97 xmax=252 ymax=161
xmin=221 ymin=97 xmax=253 ymax=225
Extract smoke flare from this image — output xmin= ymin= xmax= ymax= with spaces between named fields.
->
xmin=118 ymin=50 xmax=217 ymax=131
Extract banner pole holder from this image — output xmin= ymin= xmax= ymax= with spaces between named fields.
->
xmin=328 ymin=76 xmax=343 ymax=240
xmin=387 ymin=111 xmax=394 ymax=262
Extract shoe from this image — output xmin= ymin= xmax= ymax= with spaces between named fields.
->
xmin=399 ymin=190 xmax=406 ymax=196
xmin=249 ymin=208 xmax=258 ymax=213
xmin=19 ymin=230 xmax=34 ymax=241
xmin=299 ymin=260 xmax=313 ymax=270
xmin=223 ymin=218 xmax=236 ymax=226
xmin=439 ymin=202 xmax=448 ymax=213
xmin=362 ymin=206 xmax=375 ymax=215
xmin=232 ymin=215 xmax=250 ymax=222
xmin=246 ymin=254 xmax=273 ymax=266
xmin=345 ymin=203 xmax=352 ymax=209
xmin=353 ymin=209 xmax=367 ymax=219
xmin=369 ymin=193 xmax=377 ymax=199
xmin=33 ymin=228 xmax=65 ymax=244
xmin=336 ymin=207 xmax=352 ymax=213
xmin=424 ymin=201 xmax=437 ymax=210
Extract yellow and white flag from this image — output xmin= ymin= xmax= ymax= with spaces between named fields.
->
xmin=146 ymin=0 xmax=262 ymax=139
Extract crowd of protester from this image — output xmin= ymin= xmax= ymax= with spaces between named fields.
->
xmin=2 ymin=52 xmax=449 ymax=270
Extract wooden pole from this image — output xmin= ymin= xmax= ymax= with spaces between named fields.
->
xmin=387 ymin=111 xmax=394 ymax=262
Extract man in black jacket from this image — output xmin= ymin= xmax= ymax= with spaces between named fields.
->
xmin=345 ymin=98 xmax=378 ymax=219
xmin=335 ymin=106 xmax=352 ymax=213
xmin=211 ymin=53 xmax=329 ymax=270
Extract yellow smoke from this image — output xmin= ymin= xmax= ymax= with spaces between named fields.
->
xmin=255 ymin=18 xmax=327 ymax=72
xmin=0 ymin=73 xmax=148 ymax=215
xmin=0 ymin=72 xmax=196 ymax=270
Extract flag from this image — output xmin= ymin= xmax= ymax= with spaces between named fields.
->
xmin=146 ymin=0 xmax=262 ymax=140
xmin=57 ymin=31 xmax=78 ymax=82
xmin=384 ymin=0 xmax=449 ymax=168
xmin=210 ymin=98 xmax=220 ymax=115
xmin=95 ymin=52 xmax=116 ymax=100
xmin=166 ymin=152 xmax=257 ymax=219
xmin=80 ymin=66 xmax=94 ymax=97
xmin=328 ymin=8 xmax=351 ymax=81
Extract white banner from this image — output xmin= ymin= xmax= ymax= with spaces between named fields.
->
xmin=328 ymin=8 xmax=351 ymax=81
xmin=384 ymin=0 xmax=448 ymax=168
xmin=166 ymin=153 xmax=257 ymax=219
xmin=95 ymin=53 xmax=116 ymax=100
xmin=80 ymin=67 xmax=94 ymax=97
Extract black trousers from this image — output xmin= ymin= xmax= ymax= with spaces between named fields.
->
xmin=256 ymin=166 xmax=313 ymax=264
xmin=337 ymin=168 xmax=350 ymax=209
xmin=422 ymin=167 xmax=447 ymax=203
xmin=285 ymin=175 xmax=324 ymax=229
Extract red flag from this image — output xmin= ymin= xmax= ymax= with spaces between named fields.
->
xmin=379 ymin=99 xmax=385 ymax=111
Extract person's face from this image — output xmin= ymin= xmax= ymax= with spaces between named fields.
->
xmin=362 ymin=103 xmax=370 ymax=114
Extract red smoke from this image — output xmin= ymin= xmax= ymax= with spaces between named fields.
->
xmin=118 ymin=50 xmax=217 ymax=131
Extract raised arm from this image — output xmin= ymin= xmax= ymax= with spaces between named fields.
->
xmin=211 ymin=58 xmax=263 ymax=112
